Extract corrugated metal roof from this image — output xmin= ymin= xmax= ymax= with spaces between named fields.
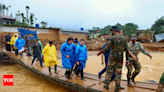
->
xmin=3 ymin=15 xmax=16 ymax=20
xmin=61 ymin=28 xmax=88 ymax=33
xmin=155 ymin=33 xmax=164 ymax=42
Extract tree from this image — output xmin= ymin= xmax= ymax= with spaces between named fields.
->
xmin=10 ymin=13 xmax=12 ymax=17
xmin=26 ymin=6 xmax=30 ymax=26
xmin=30 ymin=13 xmax=34 ymax=26
xmin=151 ymin=16 xmax=164 ymax=34
xmin=97 ymin=27 xmax=100 ymax=30
xmin=93 ymin=27 xmax=96 ymax=29
xmin=40 ymin=21 xmax=47 ymax=28
xmin=3 ymin=4 xmax=6 ymax=14
xmin=115 ymin=23 xmax=124 ymax=30
xmin=100 ymin=25 xmax=112 ymax=34
xmin=21 ymin=13 xmax=25 ymax=23
xmin=14 ymin=21 xmax=28 ymax=27
xmin=143 ymin=29 xmax=150 ymax=39
xmin=5 ymin=5 xmax=11 ymax=16
xmin=123 ymin=23 xmax=138 ymax=37
xmin=35 ymin=18 xmax=37 ymax=25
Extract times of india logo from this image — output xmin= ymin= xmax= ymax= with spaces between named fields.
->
xmin=3 ymin=75 xmax=13 ymax=86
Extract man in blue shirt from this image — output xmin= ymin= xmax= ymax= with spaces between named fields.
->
xmin=98 ymin=38 xmax=113 ymax=79
xmin=75 ymin=39 xmax=88 ymax=80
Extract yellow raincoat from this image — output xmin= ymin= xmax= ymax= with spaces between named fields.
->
xmin=42 ymin=43 xmax=58 ymax=67
xmin=10 ymin=33 xmax=18 ymax=49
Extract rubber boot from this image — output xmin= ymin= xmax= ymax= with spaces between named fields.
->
xmin=80 ymin=70 xmax=85 ymax=80
xmin=131 ymin=74 xmax=137 ymax=84
xmin=127 ymin=76 xmax=132 ymax=86
xmin=54 ymin=65 xmax=58 ymax=74
xmin=49 ymin=67 xmax=52 ymax=75
xmin=76 ymin=69 xmax=80 ymax=77
xmin=65 ymin=71 xmax=68 ymax=78
xmin=68 ymin=71 xmax=72 ymax=79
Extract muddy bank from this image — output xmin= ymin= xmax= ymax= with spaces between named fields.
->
xmin=142 ymin=43 xmax=164 ymax=52
xmin=30 ymin=40 xmax=164 ymax=52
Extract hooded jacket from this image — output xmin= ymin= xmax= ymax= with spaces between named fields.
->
xmin=75 ymin=43 xmax=88 ymax=61
xmin=60 ymin=41 xmax=76 ymax=69
xmin=42 ymin=43 xmax=58 ymax=67
xmin=10 ymin=33 xmax=18 ymax=49
xmin=75 ymin=43 xmax=88 ymax=69
xmin=15 ymin=36 xmax=26 ymax=50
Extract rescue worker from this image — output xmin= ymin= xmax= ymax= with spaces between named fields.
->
xmin=157 ymin=72 xmax=164 ymax=92
xmin=31 ymin=39 xmax=43 ymax=67
xmin=127 ymin=34 xmax=152 ymax=86
xmin=24 ymin=35 xmax=32 ymax=56
xmin=97 ymin=26 xmax=132 ymax=92
xmin=5 ymin=34 xmax=12 ymax=52
xmin=15 ymin=36 xmax=25 ymax=57
xmin=61 ymin=37 xmax=74 ymax=79
xmin=42 ymin=41 xmax=58 ymax=75
xmin=10 ymin=33 xmax=18 ymax=55
xmin=75 ymin=39 xmax=88 ymax=80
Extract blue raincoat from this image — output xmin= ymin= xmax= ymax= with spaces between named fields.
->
xmin=15 ymin=36 xmax=26 ymax=51
xmin=61 ymin=41 xmax=76 ymax=69
xmin=75 ymin=43 xmax=88 ymax=70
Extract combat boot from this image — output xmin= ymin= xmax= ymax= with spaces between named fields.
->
xmin=127 ymin=76 xmax=132 ymax=86
xmin=114 ymin=89 xmax=119 ymax=92
xmin=104 ymin=85 xmax=109 ymax=90
xmin=131 ymin=74 xmax=137 ymax=84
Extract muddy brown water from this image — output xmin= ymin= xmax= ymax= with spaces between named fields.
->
xmin=3 ymin=52 xmax=164 ymax=92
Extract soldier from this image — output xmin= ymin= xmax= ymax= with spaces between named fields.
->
xmin=97 ymin=26 xmax=135 ymax=92
xmin=157 ymin=72 xmax=164 ymax=92
xmin=126 ymin=34 xmax=152 ymax=86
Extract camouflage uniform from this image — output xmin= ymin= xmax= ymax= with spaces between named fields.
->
xmin=127 ymin=41 xmax=150 ymax=79
xmin=100 ymin=34 xmax=129 ymax=91
xmin=157 ymin=72 xmax=164 ymax=92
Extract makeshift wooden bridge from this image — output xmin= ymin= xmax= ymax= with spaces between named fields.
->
xmin=3 ymin=49 xmax=159 ymax=92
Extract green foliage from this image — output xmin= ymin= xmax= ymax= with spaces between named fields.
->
xmin=93 ymin=27 xmax=96 ymax=29
xmin=151 ymin=16 xmax=164 ymax=34
xmin=30 ymin=14 xmax=34 ymax=26
xmin=21 ymin=13 xmax=25 ymax=23
xmin=14 ymin=21 xmax=29 ymax=27
xmin=92 ymin=23 xmax=138 ymax=36
xmin=123 ymin=23 xmax=138 ymax=37
xmin=143 ymin=30 xmax=150 ymax=37
xmin=40 ymin=21 xmax=47 ymax=28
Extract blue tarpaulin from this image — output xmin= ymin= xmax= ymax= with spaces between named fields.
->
xmin=18 ymin=29 xmax=37 ymax=40
xmin=155 ymin=33 xmax=164 ymax=42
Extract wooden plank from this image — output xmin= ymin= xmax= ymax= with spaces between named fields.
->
xmin=3 ymin=49 xmax=161 ymax=92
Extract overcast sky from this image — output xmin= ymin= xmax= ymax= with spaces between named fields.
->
xmin=3 ymin=0 xmax=164 ymax=30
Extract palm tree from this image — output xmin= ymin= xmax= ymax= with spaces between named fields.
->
xmin=30 ymin=13 xmax=34 ymax=26
xmin=35 ymin=18 xmax=37 ymax=25
xmin=26 ymin=6 xmax=30 ymax=26
xmin=21 ymin=13 xmax=25 ymax=23
xmin=6 ymin=5 xmax=11 ymax=16
xmin=3 ymin=4 xmax=6 ymax=15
